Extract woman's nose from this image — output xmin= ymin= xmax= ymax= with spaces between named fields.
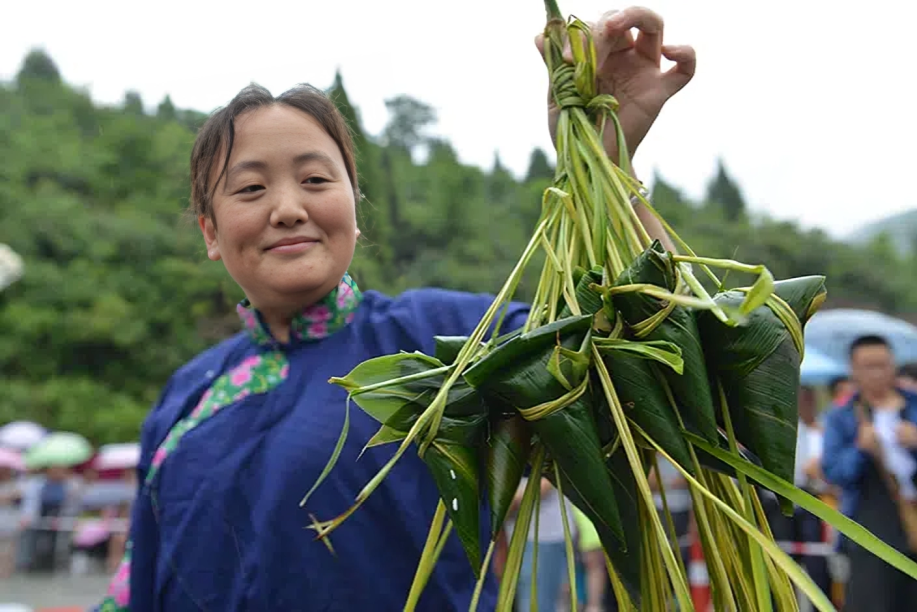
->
xmin=270 ymin=184 xmax=309 ymax=227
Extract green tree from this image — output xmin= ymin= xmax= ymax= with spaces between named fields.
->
xmin=326 ymin=71 xmax=392 ymax=287
xmin=706 ymin=159 xmax=746 ymax=222
xmin=487 ymin=153 xmax=516 ymax=206
xmin=383 ymin=95 xmax=436 ymax=152
xmin=650 ymin=170 xmax=691 ymax=227
xmin=17 ymin=49 xmax=61 ymax=84
xmin=157 ymin=95 xmax=177 ymax=121
xmin=525 ymin=148 xmax=554 ymax=182
xmin=123 ymin=91 xmax=145 ymax=115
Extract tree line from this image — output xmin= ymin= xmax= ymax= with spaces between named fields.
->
xmin=1 ymin=49 xmax=912 ymax=442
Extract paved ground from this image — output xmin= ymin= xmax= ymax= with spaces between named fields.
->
xmin=0 ymin=573 xmax=108 ymax=610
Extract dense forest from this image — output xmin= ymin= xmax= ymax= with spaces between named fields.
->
xmin=2 ymin=49 xmax=915 ymax=443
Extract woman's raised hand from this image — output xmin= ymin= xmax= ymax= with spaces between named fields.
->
xmin=538 ymin=6 xmax=697 ymax=162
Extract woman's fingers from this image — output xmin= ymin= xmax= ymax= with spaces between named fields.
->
xmin=538 ymin=7 xmax=693 ymax=95
xmin=595 ymin=10 xmax=636 ymax=60
xmin=661 ymin=44 xmax=697 ymax=95
xmin=603 ymin=6 xmax=664 ymax=62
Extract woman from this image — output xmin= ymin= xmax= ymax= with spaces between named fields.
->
xmin=96 ymin=7 xmax=695 ymax=610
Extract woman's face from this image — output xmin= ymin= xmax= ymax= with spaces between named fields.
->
xmin=200 ymin=105 xmax=357 ymax=318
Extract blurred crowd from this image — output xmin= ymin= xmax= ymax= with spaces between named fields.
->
xmin=0 ymin=436 xmax=138 ymax=580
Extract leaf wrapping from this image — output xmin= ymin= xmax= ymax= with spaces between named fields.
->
xmin=610 ymin=241 xmax=719 ymax=443
xmin=465 ymin=315 xmax=624 ymax=543
xmin=697 ymin=276 xmax=827 ymax=504
xmin=332 ymin=352 xmax=489 ymax=572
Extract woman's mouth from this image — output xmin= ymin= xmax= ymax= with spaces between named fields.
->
xmin=265 ymin=237 xmax=319 ymax=254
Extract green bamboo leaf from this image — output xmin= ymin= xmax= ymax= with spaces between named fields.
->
xmin=385 ymin=378 xmax=489 ymax=574
xmin=592 ymin=337 xmax=684 ymax=374
xmin=672 ymin=254 xmax=776 ymax=317
xmin=434 ymin=336 xmax=477 ymax=366
xmin=571 ymin=265 xmax=588 ymax=288
xmin=696 ymin=276 xmax=827 ymax=507
xmin=378 ymin=380 xmax=487 ymax=435
xmin=496 ymin=447 xmax=547 ymax=611
xmin=330 ymin=349 xmax=488 ymax=574
xmin=466 ymin=315 xmax=624 ymax=543
xmin=330 ymin=352 xmax=449 ymax=426
xmin=598 ymin=350 xmax=694 ymax=473
xmin=425 ymin=439 xmax=484 ymax=574
xmin=485 ymin=415 xmax=532 ymax=537
xmin=610 ymin=241 xmax=719 ymax=443
xmin=665 ymin=452 xmax=834 ymax=611
xmin=424 ymin=381 xmax=489 ymax=575
xmin=690 ymin=428 xmax=763 ymax=477
xmin=589 ymin=374 xmax=619 ymax=451
xmin=331 ymin=351 xmax=444 ymax=393
xmin=364 ymin=425 xmax=407 ymax=449
xmin=463 ymin=314 xmax=593 ymax=392
xmin=404 ymin=501 xmax=449 ymax=611
xmin=559 ymin=266 xmax=605 ymax=317
xmin=532 ymin=391 xmax=624 ymax=543
xmin=772 ymin=275 xmax=828 ymax=326
xmin=592 ymin=348 xmax=695 ymax=611
xmin=685 ymin=431 xmax=917 ymax=582
xmin=551 ymin=446 xmax=646 ymax=605
xmin=300 ymin=394 xmax=352 ymax=509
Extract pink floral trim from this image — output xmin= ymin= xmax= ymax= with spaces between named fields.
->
xmin=145 ymin=351 xmax=288 ymax=486
xmin=238 ymin=273 xmax=362 ymax=347
xmin=98 ymin=543 xmax=132 ymax=611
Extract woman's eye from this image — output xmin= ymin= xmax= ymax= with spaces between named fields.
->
xmin=304 ymin=177 xmax=329 ymax=185
xmin=237 ymin=184 xmax=264 ymax=194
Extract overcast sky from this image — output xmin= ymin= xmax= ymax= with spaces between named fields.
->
xmin=3 ymin=0 xmax=915 ymax=238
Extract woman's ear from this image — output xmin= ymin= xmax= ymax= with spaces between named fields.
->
xmin=198 ymin=215 xmax=222 ymax=261
xmin=355 ymin=228 xmax=362 ymax=240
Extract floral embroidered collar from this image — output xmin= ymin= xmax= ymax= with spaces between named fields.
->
xmin=236 ymin=272 xmax=363 ymax=347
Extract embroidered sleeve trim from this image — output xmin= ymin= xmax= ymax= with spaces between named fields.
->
xmin=95 ymin=350 xmax=289 ymax=610
xmin=145 ymin=351 xmax=289 ymax=485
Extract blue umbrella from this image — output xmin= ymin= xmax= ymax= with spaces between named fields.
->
xmin=804 ymin=309 xmax=917 ymax=366
xmin=800 ymin=345 xmax=848 ymax=386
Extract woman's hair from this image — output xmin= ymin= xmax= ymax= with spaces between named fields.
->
xmin=189 ymin=83 xmax=359 ymax=220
